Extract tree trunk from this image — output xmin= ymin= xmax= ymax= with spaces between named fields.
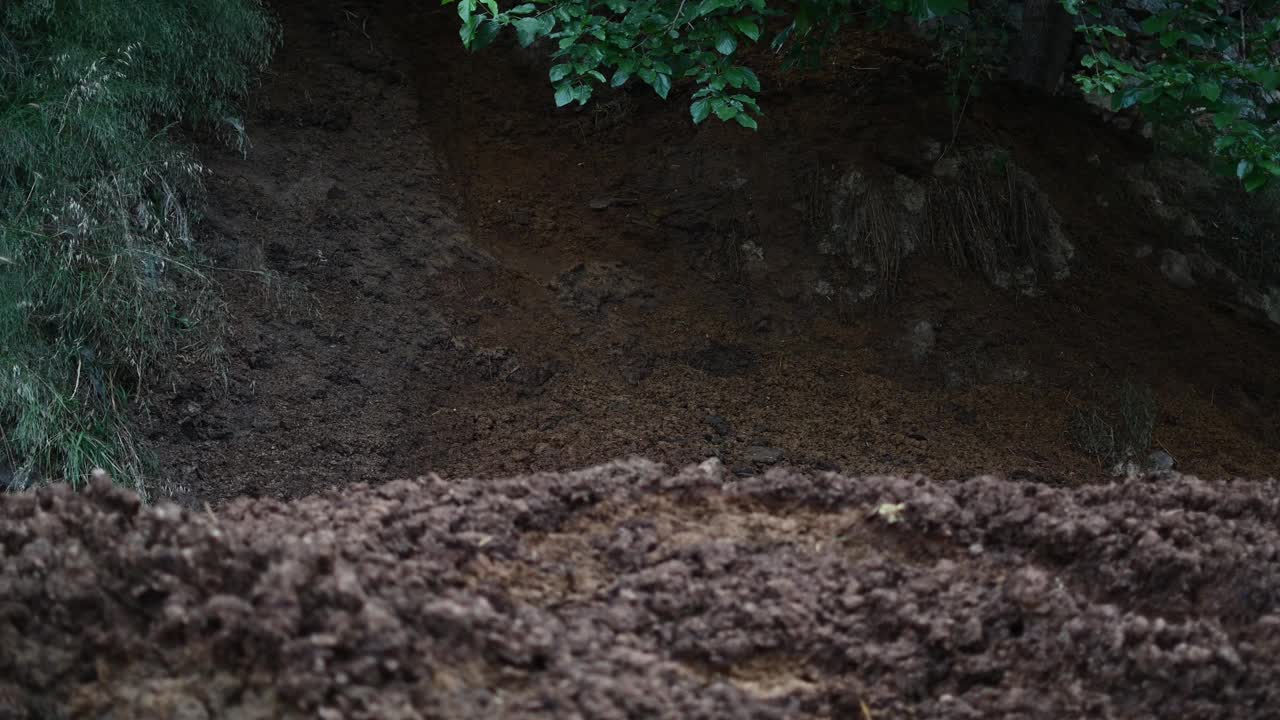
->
xmin=1010 ymin=0 xmax=1077 ymax=94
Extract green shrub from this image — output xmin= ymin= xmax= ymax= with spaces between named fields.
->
xmin=445 ymin=0 xmax=1280 ymax=190
xmin=0 ymin=0 xmax=280 ymax=494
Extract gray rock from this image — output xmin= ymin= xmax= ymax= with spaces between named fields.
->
xmin=1135 ymin=244 xmax=1153 ymax=259
xmin=706 ymin=415 xmax=732 ymax=437
xmin=908 ymin=320 xmax=936 ymax=361
xmin=1159 ymin=249 xmax=1196 ymax=289
xmin=1111 ymin=459 xmax=1141 ymax=479
xmin=1178 ymin=215 xmax=1204 ymax=238
xmin=1145 ymin=450 xmax=1176 ymax=473
xmin=745 ymin=446 xmax=785 ymax=465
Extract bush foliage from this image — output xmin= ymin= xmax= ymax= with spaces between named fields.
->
xmin=0 ymin=0 xmax=279 ymax=494
xmin=445 ymin=0 xmax=1280 ymax=190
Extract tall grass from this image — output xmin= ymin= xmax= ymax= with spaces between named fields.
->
xmin=0 ymin=1 xmax=279 ymax=495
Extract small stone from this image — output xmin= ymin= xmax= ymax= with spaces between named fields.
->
xmin=706 ymin=415 xmax=732 ymax=437
xmin=1145 ymin=450 xmax=1175 ymax=473
xmin=745 ymin=446 xmax=785 ymax=465
xmin=1135 ymin=244 xmax=1153 ymax=259
xmin=908 ymin=320 xmax=936 ymax=361
xmin=1178 ymin=215 xmax=1204 ymax=238
xmin=1160 ymin=249 xmax=1196 ymax=289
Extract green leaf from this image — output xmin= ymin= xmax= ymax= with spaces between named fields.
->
xmin=554 ymin=84 xmax=575 ymax=107
xmin=1214 ymin=135 xmax=1238 ymax=151
xmin=512 ymin=16 xmax=542 ymax=47
xmin=1140 ymin=12 xmax=1173 ymax=34
xmin=731 ymin=18 xmax=761 ymax=41
xmin=1244 ymin=171 xmax=1269 ymax=192
xmin=1113 ymin=89 xmax=1140 ymax=110
xmin=1237 ymin=159 xmax=1253 ymax=180
xmin=472 ymin=18 xmax=502 ymax=49
xmin=771 ymin=24 xmax=793 ymax=51
xmin=611 ymin=69 xmax=631 ymax=87
xmin=925 ymin=0 xmax=967 ymax=17
xmin=652 ymin=72 xmax=672 ymax=99
xmin=508 ymin=3 xmax=536 ymax=14
xmin=1199 ymin=81 xmax=1221 ymax=102
xmin=1259 ymin=68 xmax=1280 ymax=92
xmin=691 ymin=98 xmax=711 ymax=123
xmin=734 ymin=112 xmax=758 ymax=129
xmin=549 ymin=64 xmax=572 ymax=82
xmin=716 ymin=32 xmax=738 ymax=55
xmin=459 ymin=13 xmax=481 ymax=46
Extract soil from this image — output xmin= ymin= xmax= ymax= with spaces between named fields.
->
xmin=13 ymin=0 xmax=1280 ymax=716
xmin=143 ymin=0 xmax=1280 ymax=506
xmin=4 ymin=465 xmax=1280 ymax=718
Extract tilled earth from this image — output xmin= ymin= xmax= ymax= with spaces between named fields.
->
xmin=4 ymin=462 xmax=1280 ymax=719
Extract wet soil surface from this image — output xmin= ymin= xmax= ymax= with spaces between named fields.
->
xmin=4 ymin=464 xmax=1280 ymax=718
xmin=143 ymin=0 xmax=1279 ymax=507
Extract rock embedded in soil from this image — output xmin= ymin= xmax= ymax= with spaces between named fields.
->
xmin=1161 ymin=248 xmax=1197 ymax=289
xmin=745 ymin=445 xmax=786 ymax=465
xmin=706 ymin=415 xmax=733 ymax=437
xmin=1146 ymin=449 xmax=1176 ymax=473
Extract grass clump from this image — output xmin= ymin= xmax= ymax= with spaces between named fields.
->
xmin=0 ymin=0 xmax=280 ymax=495
xmin=1067 ymin=380 xmax=1159 ymax=470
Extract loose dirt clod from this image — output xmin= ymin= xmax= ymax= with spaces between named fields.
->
xmin=4 ymin=460 xmax=1279 ymax=719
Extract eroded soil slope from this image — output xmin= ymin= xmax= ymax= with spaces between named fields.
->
xmin=143 ymin=1 xmax=490 ymax=505
xmin=395 ymin=2 xmax=1280 ymax=484
xmin=148 ymin=0 xmax=1279 ymax=508
xmin=4 ymin=463 xmax=1280 ymax=719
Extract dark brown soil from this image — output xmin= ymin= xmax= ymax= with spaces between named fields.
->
xmin=143 ymin=0 xmax=1280 ymax=508
xmin=45 ymin=2 xmax=1271 ymax=717
xmin=5 ymin=465 xmax=1280 ymax=718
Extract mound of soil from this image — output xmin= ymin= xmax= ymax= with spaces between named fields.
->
xmin=4 ymin=463 xmax=1279 ymax=719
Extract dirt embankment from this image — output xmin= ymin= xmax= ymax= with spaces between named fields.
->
xmin=4 ymin=463 xmax=1279 ymax=719
xmin=144 ymin=0 xmax=1280 ymax=510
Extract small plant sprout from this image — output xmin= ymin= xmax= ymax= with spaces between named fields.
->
xmin=873 ymin=502 xmax=907 ymax=524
